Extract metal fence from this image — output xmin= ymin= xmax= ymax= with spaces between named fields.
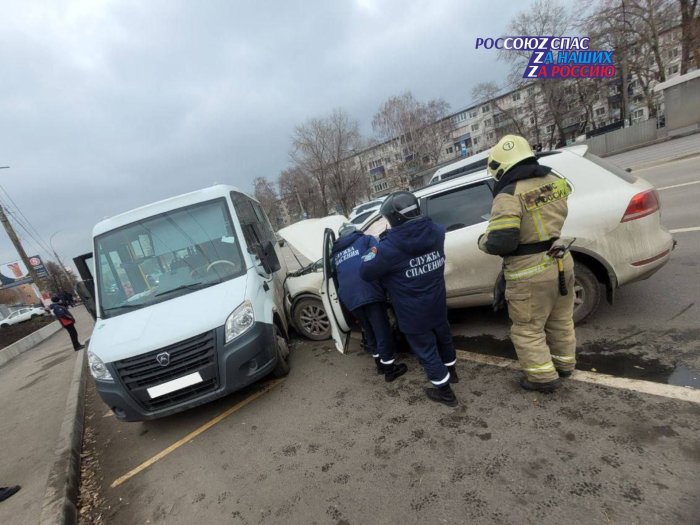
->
xmin=583 ymin=119 xmax=659 ymax=156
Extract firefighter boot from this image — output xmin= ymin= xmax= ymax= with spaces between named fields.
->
xmin=519 ymin=376 xmax=561 ymax=393
xmin=382 ymin=363 xmax=408 ymax=382
xmin=557 ymin=369 xmax=573 ymax=378
xmin=425 ymin=384 xmax=458 ymax=407
xmin=448 ymin=365 xmax=459 ymax=384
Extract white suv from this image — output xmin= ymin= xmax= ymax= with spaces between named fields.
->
xmin=281 ymin=145 xmax=674 ymax=342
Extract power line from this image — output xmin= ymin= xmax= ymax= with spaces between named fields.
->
xmin=2 ymin=205 xmax=54 ymax=260
xmin=0 ymin=183 xmax=52 ymax=253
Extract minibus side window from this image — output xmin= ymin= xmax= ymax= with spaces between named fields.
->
xmin=231 ymin=192 xmax=270 ymax=252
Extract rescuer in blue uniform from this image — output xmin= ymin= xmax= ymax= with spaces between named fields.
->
xmin=359 ymin=192 xmax=459 ymax=407
xmin=332 ymin=223 xmax=408 ymax=382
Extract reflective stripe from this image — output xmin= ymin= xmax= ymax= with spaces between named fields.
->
xmin=372 ymin=354 xmax=379 ymax=358
xmin=444 ymin=360 xmax=457 ymax=367
xmin=531 ymin=208 xmax=548 ymax=240
xmin=487 ymin=216 xmax=520 ymax=232
xmin=551 ymin=354 xmax=576 ymax=363
xmin=431 ymin=372 xmax=451 ymax=386
xmin=399 ymin=204 xmax=418 ymax=214
xmin=380 ymin=359 xmax=395 ymax=365
xmin=504 ymin=257 xmax=556 ymax=281
xmin=523 ymin=361 xmax=556 ymax=374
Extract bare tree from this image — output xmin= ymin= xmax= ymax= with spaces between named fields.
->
xmin=290 ymin=118 xmax=332 ymax=213
xmin=289 ymin=109 xmax=366 ymax=216
xmin=678 ymin=0 xmax=699 ymax=73
xmin=253 ymin=177 xmax=281 ymax=227
xmin=372 ymin=92 xmax=451 ymax=182
xmin=502 ymin=0 xmax=575 ymax=145
xmin=44 ymin=261 xmax=77 ymax=295
xmin=472 ymin=82 xmax=529 ymax=138
xmin=278 ymin=167 xmax=323 ymax=220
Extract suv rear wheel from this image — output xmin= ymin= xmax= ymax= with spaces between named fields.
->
xmin=573 ymin=262 xmax=602 ymax=324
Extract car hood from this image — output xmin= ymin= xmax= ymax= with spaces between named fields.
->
xmin=278 ymin=215 xmax=348 ymax=262
xmin=90 ymin=274 xmax=248 ymax=363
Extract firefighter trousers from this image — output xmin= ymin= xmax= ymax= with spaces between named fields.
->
xmin=505 ymin=265 xmax=576 ymax=383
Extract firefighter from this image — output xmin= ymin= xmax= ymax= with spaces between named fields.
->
xmin=332 ymin=223 xmax=407 ymax=382
xmin=478 ymin=134 xmax=576 ymax=392
xmin=360 ymin=192 xmax=459 ymax=407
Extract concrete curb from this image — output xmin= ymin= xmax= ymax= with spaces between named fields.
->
xmin=39 ymin=348 xmax=87 ymax=525
xmin=0 ymin=321 xmax=62 ymax=368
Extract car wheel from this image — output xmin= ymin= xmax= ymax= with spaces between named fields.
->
xmin=271 ymin=327 xmax=290 ymax=378
xmin=0 ymin=323 xmax=8 ymax=329
xmin=573 ymin=262 xmax=601 ymax=324
xmin=293 ymin=297 xmax=331 ymax=340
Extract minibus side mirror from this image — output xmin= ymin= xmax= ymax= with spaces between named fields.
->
xmin=256 ymin=241 xmax=281 ymax=275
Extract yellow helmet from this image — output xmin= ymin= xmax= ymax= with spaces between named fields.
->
xmin=487 ymin=134 xmax=535 ymax=181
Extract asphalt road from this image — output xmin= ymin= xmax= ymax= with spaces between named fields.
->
xmin=80 ymin=153 xmax=700 ymax=524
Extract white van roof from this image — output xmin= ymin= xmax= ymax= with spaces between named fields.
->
xmin=429 ymin=150 xmax=491 ymax=184
xmin=93 ymin=184 xmax=246 ymax=237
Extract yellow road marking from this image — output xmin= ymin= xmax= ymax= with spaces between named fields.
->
xmin=456 ymin=349 xmax=700 ymax=404
xmin=111 ymin=378 xmax=285 ymax=488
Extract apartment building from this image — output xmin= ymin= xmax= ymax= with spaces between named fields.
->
xmin=357 ymin=25 xmax=690 ymax=200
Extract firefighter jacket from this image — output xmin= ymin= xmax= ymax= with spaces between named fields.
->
xmin=478 ymin=162 xmax=573 ymax=280
xmin=331 ymin=231 xmax=386 ymax=311
xmin=359 ymin=216 xmax=448 ymax=334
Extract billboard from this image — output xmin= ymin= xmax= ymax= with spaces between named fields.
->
xmin=0 ymin=255 xmax=49 ymax=288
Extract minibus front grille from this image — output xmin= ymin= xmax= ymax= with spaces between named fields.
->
xmin=113 ymin=330 xmax=219 ymax=410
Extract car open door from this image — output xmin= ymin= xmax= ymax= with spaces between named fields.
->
xmin=73 ymin=252 xmax=97 ymax=320
xmin=320 ymin=228 xmax=351 ymax=353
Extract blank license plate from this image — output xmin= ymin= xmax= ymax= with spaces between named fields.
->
xmin=147 ymin=372 xmax=203 ymax=399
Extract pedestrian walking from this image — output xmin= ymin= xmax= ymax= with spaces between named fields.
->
xmin=331 ymin=223 xmax=407 ymax=382
xmin=478 ymin=134 xmax=576 ymax=392
xmin=360 ymin=191 xmax=459 ymax=407
xmin=49 ymin=295 xmax=85 ymax=351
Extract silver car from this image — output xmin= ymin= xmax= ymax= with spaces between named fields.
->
xmin=281 ymin=145 xmax=674 ymax=344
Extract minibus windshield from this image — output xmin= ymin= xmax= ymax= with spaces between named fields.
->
xmin=95 ymin=198 xmax=246 ymax=318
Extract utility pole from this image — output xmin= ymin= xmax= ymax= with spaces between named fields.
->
xmin=0 ymin=204 xmax=45 ymax=291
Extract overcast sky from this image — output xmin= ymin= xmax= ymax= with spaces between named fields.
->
xmin=0 ymin=0 xmax=530 ymax=269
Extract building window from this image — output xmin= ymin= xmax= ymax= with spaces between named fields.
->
xmin=471 ymin=123 xmax=479 ymax=131
xmin=632 ymin=108 xmax=645 ymax=120
xmin=453 ymin=112 xmax=467 ymax=124
xmin=546 ymin=124 xmax=555 ymax=134
xmin=484 ymin=118 xmax=492 ymax=127
xmin=512 ymin=92 xmax=521 ymax=101
xmin=445 ymin=146 xmax=454 ymax=154
xmin=487 ymin=132 xmax=494 ymax=140
xmin=368 ymin=159 xmax=383 ymax=170
xmin=472 ymin=137 xmax=479 ymax=145
xmin=595 ymin=107 xmax=606 ymax=116
xmin=667 ymin=64 xmax=679 ymax=76
xmin=469 ymin=110 xmax=478 ymax=119
xmin=482 ymin=104 xmax=490 ymax=113
xmin=529 ymin=116 xmax=536 ymax=125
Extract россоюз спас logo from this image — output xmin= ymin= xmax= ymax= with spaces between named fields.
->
xmin=475 ymin=36 xmax=616 ymax=79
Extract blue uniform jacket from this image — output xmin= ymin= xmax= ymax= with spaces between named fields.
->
xmin=359 ymin=216 xmax=448 ymax=334
xmin=331 ymin=231 xmax=386 ymax=312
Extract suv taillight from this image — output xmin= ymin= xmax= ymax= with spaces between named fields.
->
xmin=621 ymin=189 xmax=660 ymax=222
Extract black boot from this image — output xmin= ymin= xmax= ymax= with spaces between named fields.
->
xmin=374 ymin=357 xmax=383 ymax=375
xmin=520 ymin=376 xmax=561 ymax=393
xmin=557 ymin=369 xmax=573 ymax=378
xmin=425 ymin=384 xmax=458 ymax=407
xmin=382 ymin=362 xmax=408 ymax=382
xmin=448 ymin=365 xmax=459 ymax=384
xmin=0 ymin=486 xmax=21 ymax=502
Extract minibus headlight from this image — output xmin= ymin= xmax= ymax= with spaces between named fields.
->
xmin=225 ymin=301 xmax=255 ymax=343
xmin=88 ymin=350 xmax=114 ymax=382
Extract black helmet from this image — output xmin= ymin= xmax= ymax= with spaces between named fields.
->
xmin=380 ymin=191 xmax=421 ymax=227
xmin=51 ymin=295 xmax=60 ymax=303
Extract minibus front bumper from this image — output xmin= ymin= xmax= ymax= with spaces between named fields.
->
xmin=96 ymin=321 xmax=278 ymax=421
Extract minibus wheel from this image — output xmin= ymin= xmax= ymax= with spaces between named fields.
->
xmin=272 ymin=327 xmax=290 ymax=378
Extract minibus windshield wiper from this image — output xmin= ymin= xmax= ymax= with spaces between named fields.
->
xmin=103 ymin=303 xmax=143 ymax=313
xmin=154 ymin=281 xmax=208 ymax=297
